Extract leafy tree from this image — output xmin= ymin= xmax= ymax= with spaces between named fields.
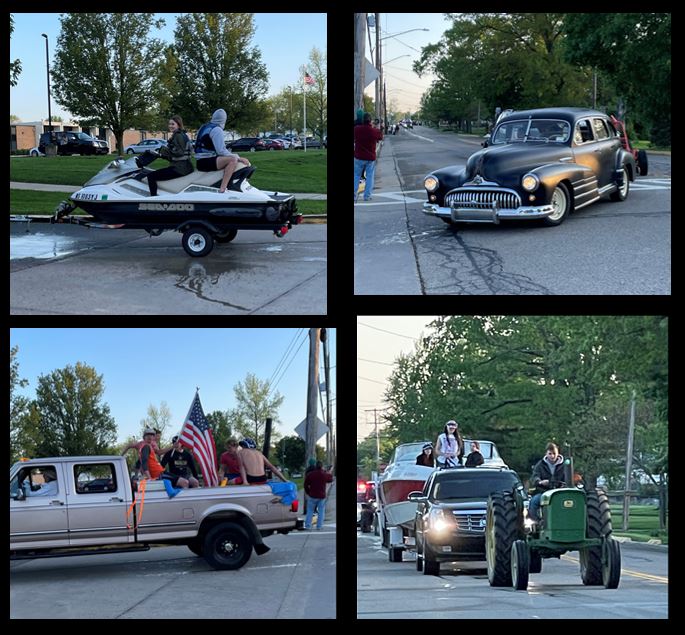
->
xmin=32 ymin=362 xmax=117 ymax=457
xmin=303 ymin=48 xmax=327 ymax=140
xmin=171 ymin=13 xmax=269 ymax=131
xmin=51 ymin=13 xmax=166 ymax=155
xmin=232 ymin=372 xmax=284 ymax=447
xmin=139 ymin=402 xmax=173 ymax=446
xmin=274 ymin=435 xmax=306 ymax=473
xmin=10 ymin=346 xmax=31 ymax=464
xmin=563 ymin=13 xmax=671 ymax=143
xmin=10 ymin=15 xmax=22 ymax=87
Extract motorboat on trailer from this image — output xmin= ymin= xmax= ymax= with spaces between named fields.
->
xmin=53 ymin=152 xmax=302 ymax=257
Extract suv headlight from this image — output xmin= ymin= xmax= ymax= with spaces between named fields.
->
xmin=428 ymin=507 xmax=454 ymax=533
xmin=522 ymin=173 xmax=539 ymax=191
xmin=424 ymin=175 xmax=439 ymax=192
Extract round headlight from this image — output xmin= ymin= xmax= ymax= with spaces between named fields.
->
xmin=522 ymin=174 xmax=539 ymax=192
xmin=424 ymin=176 xmax=439 ymax=192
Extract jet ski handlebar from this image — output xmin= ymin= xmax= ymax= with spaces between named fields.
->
xmin=135 ymin=150 xmax=160 ymax=168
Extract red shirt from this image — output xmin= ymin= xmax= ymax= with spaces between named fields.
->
xmin=220 ymin=451 xmax=241 ymax=476
xmin=354 ymin=123 xmax=383 ymax=161
xmin=304 ymin=468 xmax=333 ymax=499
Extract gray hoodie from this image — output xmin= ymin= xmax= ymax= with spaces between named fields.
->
xmin=195 ymin=108 xmax=233 ymax=159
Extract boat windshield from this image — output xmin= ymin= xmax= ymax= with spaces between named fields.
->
xmin=492 ymin=119 xmax=571 ymax=144
xmin=392 ymin=443 xmax=429 ymax=463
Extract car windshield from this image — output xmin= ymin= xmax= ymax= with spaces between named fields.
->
xmin=492 ymin=119 xmax=571 ymax=144
xmin=77 ymin=133 xmax=93 ymax=140
xmin=431 ymin=472 xmax=520 ymax=500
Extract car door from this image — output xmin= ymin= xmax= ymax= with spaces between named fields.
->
xmin=414 ymin=474 xmax=433 ymax=550
xmin=67 ymin=461 xmax=134 ymax=546
xmin=590 ymin=117 xmax=620 ymax=189
xmin=10 ymin=463 xmax=69 ymax=549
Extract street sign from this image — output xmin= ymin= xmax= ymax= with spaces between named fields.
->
xmin=364 ymin=59 xmax=379 ymax=87
xmin=295 ymin=416 xmax=328 ymax=441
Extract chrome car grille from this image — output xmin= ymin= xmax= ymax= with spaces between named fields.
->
xmin=446 ymin=189 xmax=520 ymax=210
xmin=451 ymin=511 xmax=487 ymax=533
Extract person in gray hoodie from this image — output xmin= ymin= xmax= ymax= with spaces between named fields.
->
xmin=528 ymin=442 xmax=565 ymax=523
xmin=194 ymin=108 xmax=250 ymax=193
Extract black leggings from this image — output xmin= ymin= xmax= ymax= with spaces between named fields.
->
xmin=147 ymin=161 xmax=193 ymax=195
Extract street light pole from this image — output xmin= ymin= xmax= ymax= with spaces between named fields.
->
xmin=41 ymin=34 xmax=53 ymax=137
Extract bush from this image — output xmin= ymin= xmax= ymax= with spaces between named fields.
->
xmin=12 ymin=149 xmax=30 ymax=156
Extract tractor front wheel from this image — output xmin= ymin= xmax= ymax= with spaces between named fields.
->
xmin=511 ymin=540 xmax=530 ymax=590
xmin=602 ymin=537 xmax=621 ymax=589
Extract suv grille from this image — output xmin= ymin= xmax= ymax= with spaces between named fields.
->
xmin=451 ymin=511 xmax=486 ymax=532
xmin=446 ymin=189 xmax=520 ymax=210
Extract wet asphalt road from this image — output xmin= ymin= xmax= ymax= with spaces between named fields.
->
xmin=355 ymin=127 xmax=670 ymax=295
xmin=10 ymin=223 xmax=326 ymax=314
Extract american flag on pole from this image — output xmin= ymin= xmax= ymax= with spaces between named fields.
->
xmin=179 ymin=391 xmax=218 ymax=487
xmin=304 ymin=72 xmax=315 ymax=86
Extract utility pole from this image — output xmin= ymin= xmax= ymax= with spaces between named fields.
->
xmin=622 ymin=390 xmax=636 ymax=531
xmin=375 ymin=12 xmax=381 ymax=122
xmin=306 ymin=328 xmax=320 ymax=464
xmin=354 ymin=13 xmax=366 ymax=114
xmin=323 ymin=329 xmax=332 ymax=466
xmin=364 ymin=408 xmax=381 ymax=468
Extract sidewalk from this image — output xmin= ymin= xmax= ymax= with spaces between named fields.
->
xmin=9 ymin=182 xmax=326 ymax=200
xmin=354 ymin=137 xmax=422 ymax=294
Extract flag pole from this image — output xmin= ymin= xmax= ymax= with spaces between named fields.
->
xmin=303 ymin=73 xmax=307 ymax=152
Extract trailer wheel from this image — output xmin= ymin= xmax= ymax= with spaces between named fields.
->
xmin=529 ymin=548 xmax=542 ymax=574
xmin=203 ymin=522 xmax=252 ymax=570
xmin=215 ymin=229 xmax=238 ymax=244
xmin=182 ymin=226 xmax=214 ymax=257
xmin=602 ymin=537 xmax=621 ymax=589
xmin=389 ymin=546 xmax=403 ymax=563
xmin=580 ymin=488 xmax=612 ymax=585
xmin=511 ymin=540 xmax=530 ymax=590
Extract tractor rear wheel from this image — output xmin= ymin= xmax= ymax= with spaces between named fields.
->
xmin=580 ymin=488 xmax=612 ymax=585
xmin=511 ymin=540 xmax=530 ymax=590
xmin=486 ymin=491 xmax=521 ymax=587
xmin=602 ymin=537 xmax=621 ymax=589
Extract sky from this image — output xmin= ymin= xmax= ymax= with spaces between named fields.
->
xmin=10 ymin=12 xmax=327 ymax=122
xmin=11 ymin=328 xmax=335 ymax=446
xmin=362 ymin=13 xmax=452 ymax=114
xmin=357 ymin=317 xmax=438 ymax=444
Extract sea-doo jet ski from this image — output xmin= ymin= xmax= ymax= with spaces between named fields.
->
xmin=54 ymin=151 xmax=302 ymax=257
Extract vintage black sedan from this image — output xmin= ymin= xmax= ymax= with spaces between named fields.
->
xmin=423 ymin=107 xmax=636 ymax=226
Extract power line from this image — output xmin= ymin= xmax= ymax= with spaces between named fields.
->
xmin=358 ymin=322 xmax=418 ymax=340
xmin=358 ymin=375 xmax=387 ymax=386
xmin=268 ymin=328 xmax=303 ymax=387
xmin=357 ymin=357 xmax=395 ymax=366
xmin=271 ymin=330 xmax=308 ymax=392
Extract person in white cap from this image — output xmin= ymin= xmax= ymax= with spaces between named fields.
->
xmin=435 ymin=420 xmax=464 ymax=468
xmin=194 ymin=108 xmax=250 ymax=193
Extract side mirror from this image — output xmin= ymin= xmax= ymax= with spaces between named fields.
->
xmin=408 ymin=491 xmax=426 ymax=501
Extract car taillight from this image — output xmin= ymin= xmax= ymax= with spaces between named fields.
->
xmin=291 ymin=499 xmax=299 ymax=513
xmin=357 ymin=481 xmax=367 ymax=493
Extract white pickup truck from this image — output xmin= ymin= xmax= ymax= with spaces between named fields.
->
xmin=10 ymin=455 xmax=302 ymax=570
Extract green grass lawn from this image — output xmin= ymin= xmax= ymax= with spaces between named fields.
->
xmin=10 ymin=150 xmax=327 ymax=193
xmin=610 ymin=504 xmax=668 ymax=544
xmin=10 ymin=189 xmax=324 ymax=216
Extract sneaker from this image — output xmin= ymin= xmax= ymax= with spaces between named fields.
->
xmin=363 ymin=197 xmax=372 ymax=202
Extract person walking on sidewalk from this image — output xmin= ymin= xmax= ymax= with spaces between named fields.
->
xmin=354 ymin=113 xmax=383 ymax=202
xmin=304 ymin=461 xmax=333 ymax=530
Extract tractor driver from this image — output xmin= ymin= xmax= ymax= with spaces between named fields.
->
xmin=528 ymin=442 xmax=565 ymax=524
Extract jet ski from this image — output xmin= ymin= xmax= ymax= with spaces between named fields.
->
xmin=53 ymin=151 xmax=302 ymax=257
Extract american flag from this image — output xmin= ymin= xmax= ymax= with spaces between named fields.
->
xmin=304 ymin=72 xmax=315 ymax=86
xmin=179 ymin=391 xmax=218 ymax=487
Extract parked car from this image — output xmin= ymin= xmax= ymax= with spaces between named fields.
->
xmin=298 ymin=137 xmax=322 ymax=149
xmin=263 ymin=139 xmax=284 ymax=151
xmin=29 ymin=147 xmax=44 ymax=157
xmin=423 ymin=107 xmax=636 ymax=227
xmin=124 ymin=138 xmax=168 ymax=154
xmin=227 ymin=137 xmax=267 ymax=152
xmin=38 ymin=131 xmax=109 ymax=156
xmin=412 ymin=467 xmax=524 ymax=575
xmin=323 ymin=135 xmax=327 ymax=148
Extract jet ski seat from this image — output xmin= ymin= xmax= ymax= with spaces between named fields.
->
xmin=156 ymin=169 xmax=225 ymax=194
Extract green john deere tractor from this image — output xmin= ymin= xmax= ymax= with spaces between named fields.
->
xmin=486 ymin=457 xmax=621 ymax=591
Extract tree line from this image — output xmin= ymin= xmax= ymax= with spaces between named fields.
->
xmin=10 ymin=13 xmax=327 ymax=153
xmin=358 ymin=316 xmax=667 ymax=504
xmin=10 ymin=348 xmax=312 ymax=475
xmin=414 ymin=13 xmax=670 ymax=144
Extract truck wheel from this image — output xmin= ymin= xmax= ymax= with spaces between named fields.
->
xmin=389 ymin=546 xmax=403 ymax=563
xmin=187 ymin=538 xmax=203 ymax=557
xmin=422 ymin=541 xmax=440 ymax=576
xmin=602 ymin=537 xmax=621 ymax=589
xmin=529 ymin=549 xmax=542 ymax=574
xmin=182 ymin=226 xmax=214 ymax=257
xmin=486 ymin=491 xmax=521 ymax=586
xmin=511 ymin=540 xmax=530 ymax=590
xmin=203 ymin=522 xmax=252 ymax=570
xmin=580 ymin=489 xmax=612 ymax=585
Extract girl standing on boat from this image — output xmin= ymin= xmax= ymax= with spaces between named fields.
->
xmin=435 ymin=420 xmax=464 ymax=468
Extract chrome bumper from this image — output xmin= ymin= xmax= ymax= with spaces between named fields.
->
xmin=422 ymin=202 xmax=556 ymax=224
